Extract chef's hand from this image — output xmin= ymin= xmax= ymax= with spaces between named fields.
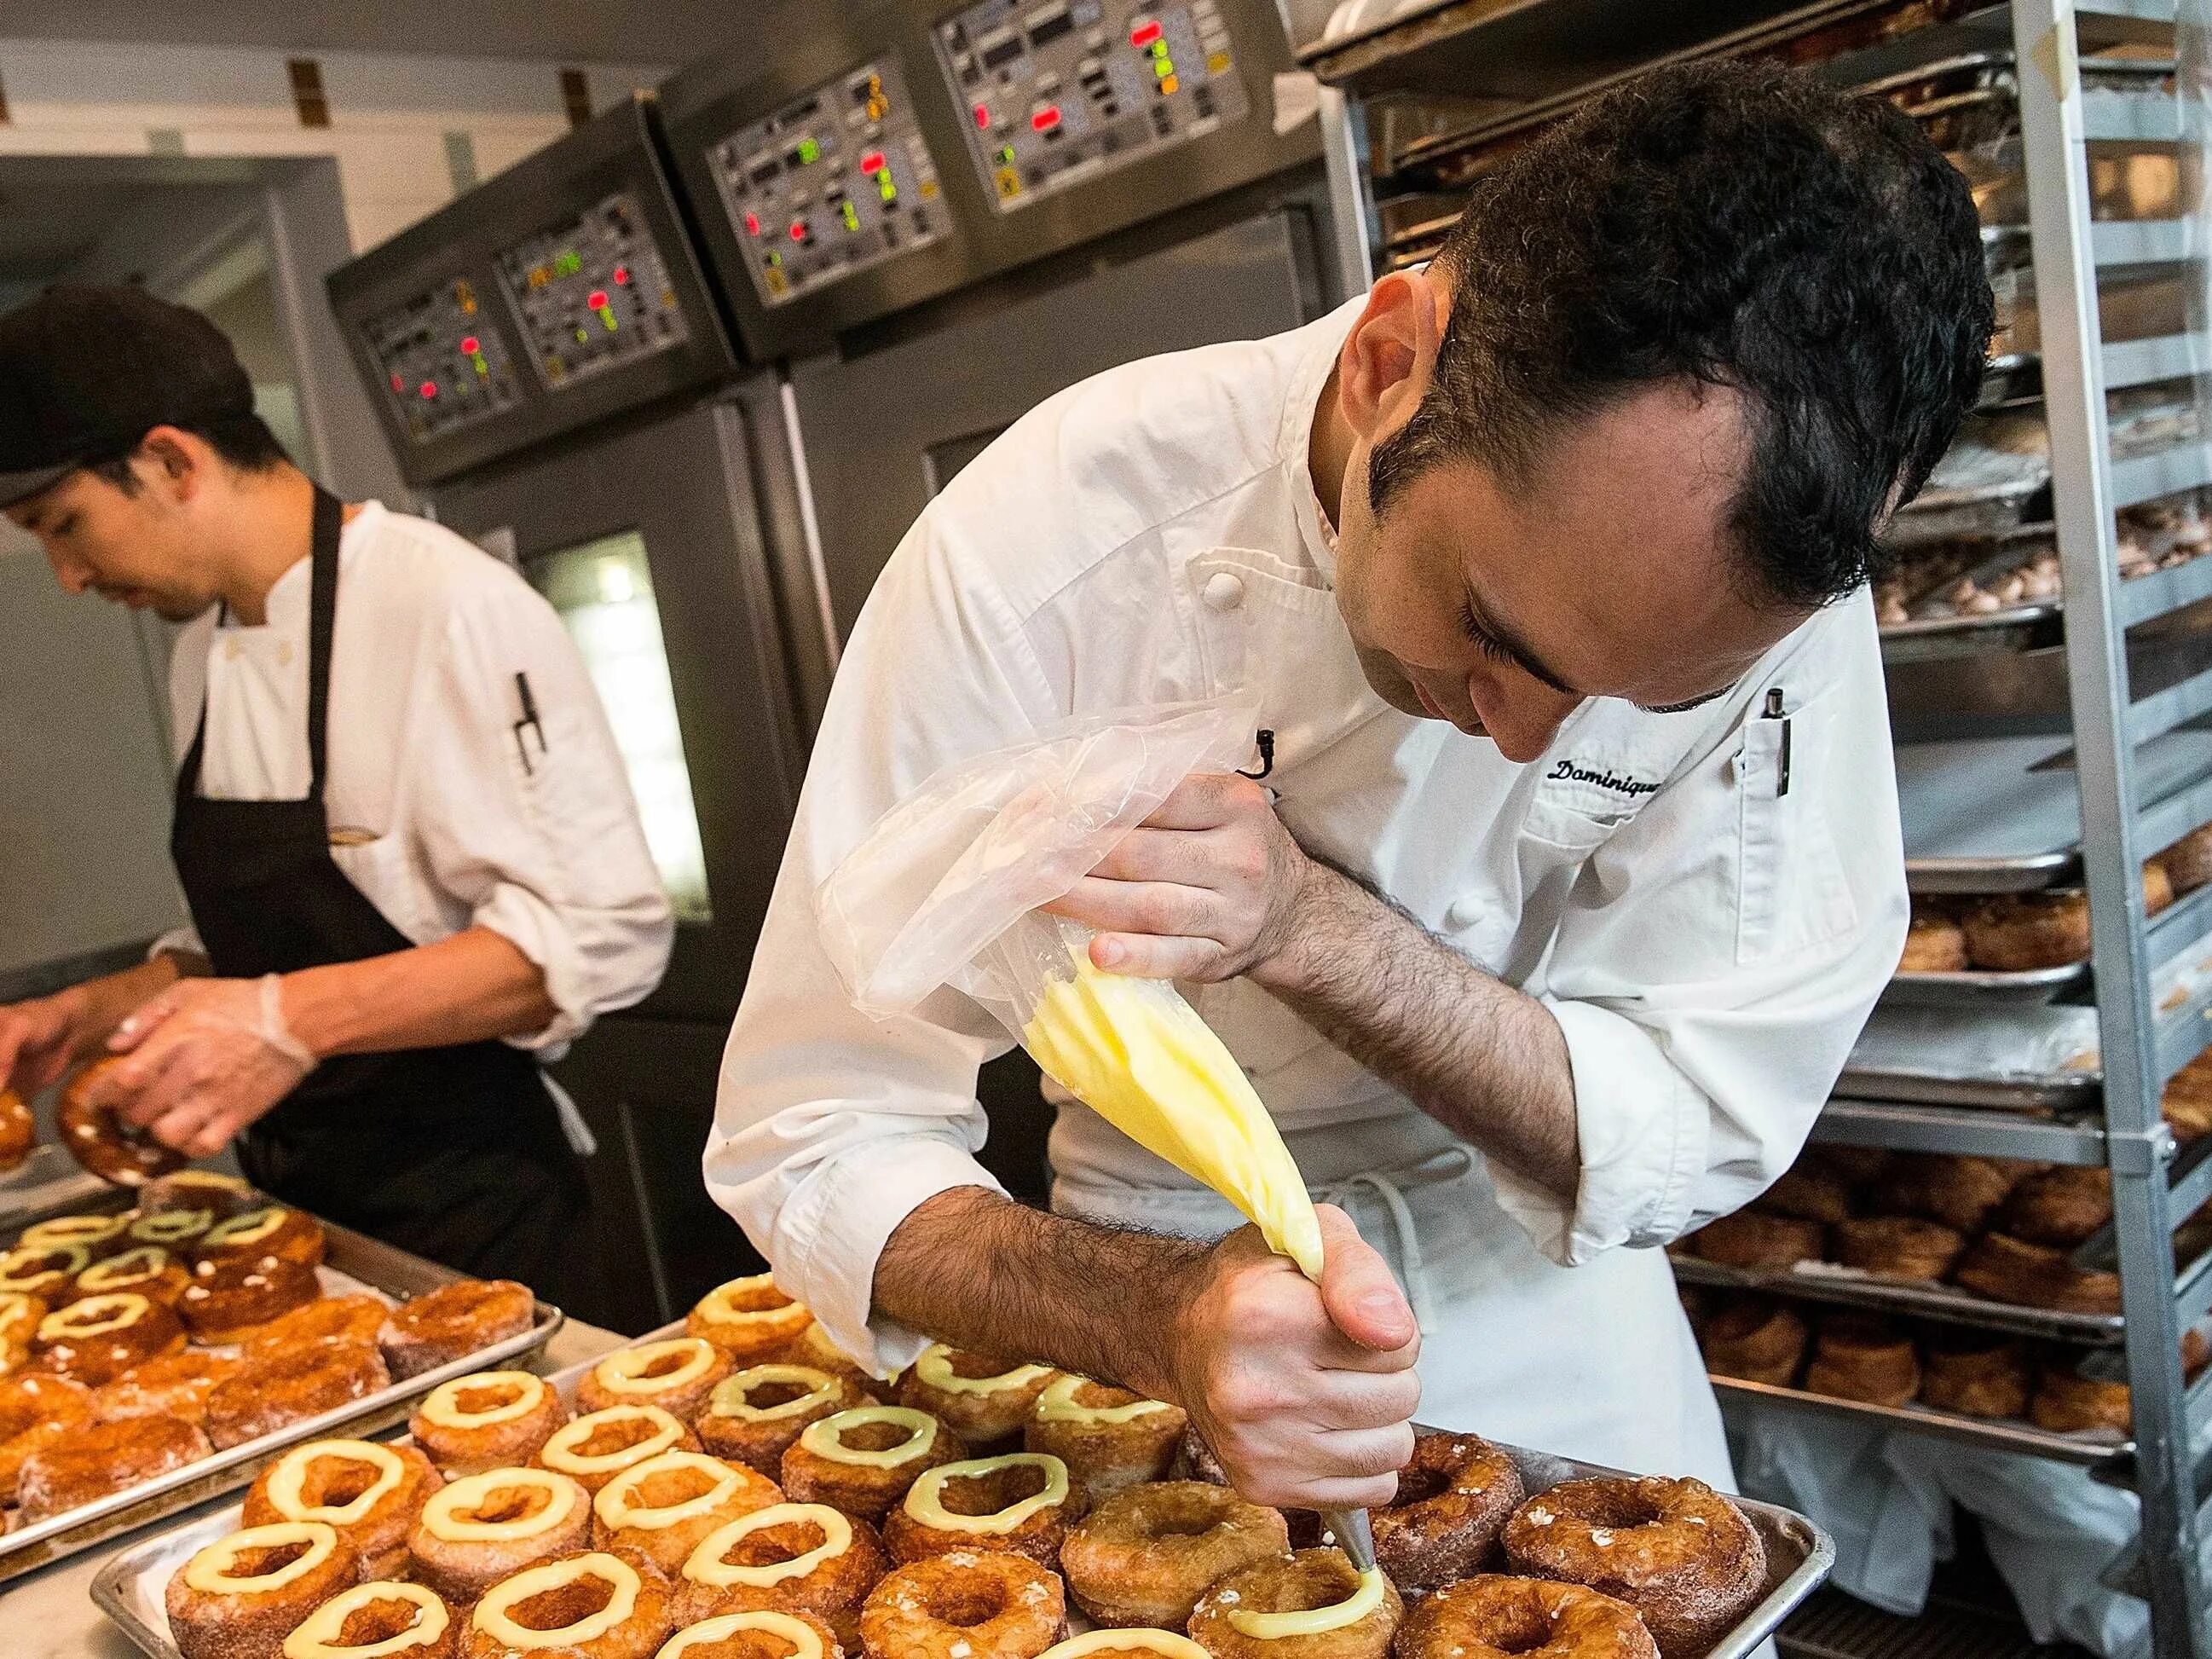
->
xmin=1164 ymin=1205 xmax=1419 ymax=1510
xmin=0 ymin=989 xmax=95 ymax=1100
xmin=92 ymin=976 xmax=317 ymax=1158
xmin=1048 ymin=772 xmax=1317 ymax=984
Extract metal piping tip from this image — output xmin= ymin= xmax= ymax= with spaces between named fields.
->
xmin=1321 ymin=1506 xmax=1377 ymax=1574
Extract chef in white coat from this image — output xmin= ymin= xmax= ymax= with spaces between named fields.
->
xmin=711 ymin=61 xmax=1993 ymax=1504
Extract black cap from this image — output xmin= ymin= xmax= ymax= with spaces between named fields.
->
xmin=0 ymin=284 xmax=257 ymax=508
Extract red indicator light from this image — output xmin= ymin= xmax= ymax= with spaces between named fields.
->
xmin=612 ymin=265 xmax=630 ymax=285
xmin=587 ymin=289 xmax=609 ymax=310
xmin=859 ymin=149 xmax=887 ymax=176
xmin=973 ymin=102 xmax=990 ymax=128
xmin=789 ymin=219 xmax=808 ymax=241
xmin=1129 ymin=20 xmax=1163 ymax=47
xmin=459 ymin=335 xmax=480 ymax=356
xmin=419 ymin=380 xmax=437 ymax=399
xmin=1031 ymin=105 xmax=1061 ymax=131
xmin=390 ymin=373 xmax=403 ymax=392
xmin=743 ymin=211 xmax=761 ymax=235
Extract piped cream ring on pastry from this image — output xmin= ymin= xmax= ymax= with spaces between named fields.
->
xmin=419 ymin=1467 xmax=579 ymax=1542
xmin=902 ymin=1454 xmax=1069 ymax=1535
xmin=37 ymin=1291 xmax=151 ymax=1341
xmin=594 ymin=1338 xmax=719 ymax=1396
xmin=282 ymin=1581 xmax=450 ymax=1657
xmin=182 ymin=1521 xmax=340 ymax=1595
xmin=540 ymin=1405 xmax=689 ymax=1478
xmin=797 ymin=1406 xmax=937 ymax=1468
xmin=471 ymin=1551 xmax=641 ymax=1649
xmin=78 ymin=1249 xmax=173 ymax=1294
xmin=1225 ymin=1568 xmax=1388 ymax=1639
xmin=682 ymin=1502 xmax=853 ymax=1587
xmin=1034 ymin=1374 xmax=1174 ymax=1425
xmin=204 ymin=1207 xmax=291 ymax=1251
xmin=131 ymin=1209 xmax=213 ymax=1246
xmin=420 ymin=1370 xmax=548 ymax=1430
xmin=265 ymin=1439 xmax=407 ymax=1525
xmin=660 ymin=1610 xmax=829 ymax=1659
xmin=711 ymin=1366 xmax=840 ymax=1423
xmin=20 ymin=1213 xmax=129 ymax=1252
xmin=912 ymin=1343 xmax=1052 ymax=1396
xmin=696 ymin=1275 xmax=812 ymax=1340
xmin=596 ymin=1449 xmax=754 ymax=1532
xmin=1041 ymin=1633 xmax=1213 ymax=1659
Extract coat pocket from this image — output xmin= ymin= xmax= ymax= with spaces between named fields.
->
xmin=1736 ymin=699 xmax=1858 ymax=964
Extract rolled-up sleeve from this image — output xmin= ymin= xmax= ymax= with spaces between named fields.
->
xmin=1488 ymin=600 xmax=1909 ymax=1264
xmin=707 ymin=517 xmax=1062 ymax=1377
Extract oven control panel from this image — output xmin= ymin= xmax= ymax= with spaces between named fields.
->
xmin=930 ymin=0 xmax=1248 ymax=211
xmin=360 ymin=277 xmax=523 ymax=444
xmin=495 ymin=188 xmax=693 ymax=390
xmin=707 ymin=56 xmax=954 ymax=308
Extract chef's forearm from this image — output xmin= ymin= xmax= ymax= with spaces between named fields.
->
xmin=279 ymin=927 xmax=558 ymax=1059
xmin=1255 ymin=861 xmax=1581 ymax=1200
xmin=875 ymin=1185 xmax=1209 ymax=1399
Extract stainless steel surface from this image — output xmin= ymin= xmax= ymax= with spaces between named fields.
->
xmin=1813 ymin=1098 xmax=2109 ymax=1165
xmin=1711 ymin=1373 xmax=2127 ymax=1467
xmin=1880 ymin=961 xmax=2089 ymax=1005
xmin=1672 ymin=1253 xmax=2125 ymax=1343
xmin=0 ymin=1220 xmax=563 ymax=1587
xmin=1320 ymin=1505 xmax=1376 ymax=1573
xmin=0 ymin=1145 xmax=113 ymax=1230
xmin=1903 ymin=850 xmax=2082 ymax=893
xmin=1832 ymin=1066 xmax=2099 ymax=1112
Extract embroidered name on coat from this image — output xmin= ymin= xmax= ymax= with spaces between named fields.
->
xmin=1546 ymin=759 xmax=1659 ymax=798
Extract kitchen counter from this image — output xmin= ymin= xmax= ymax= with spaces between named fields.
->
xmin=10 ymin=1315 xmax=626 ymax=1655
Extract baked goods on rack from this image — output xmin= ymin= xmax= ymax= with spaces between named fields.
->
xmin=1952 ymin=1232 xmax=2122 ymax=1315
xmin=539 ymin=1403 xmax=702 ymax=1493
xmin=91 ymin=1347 xmax=240 ymax=1426
xmin=413 ymin=1369 xmax=569 ymax=1475
xmin=460 ymin=1547 xmax=673 ymax=1658
xmin=1828 ymin=1216 xmax=1965 ymax=1281
xmin=858 ymin=1550 xmax=1066 ymax=1659
xmin=199 ymin=1206 xmax=328 ymax=1269
xmin=1917 ymin=1330 xmax=2034 ymax=1420
xmin=76 ymin=1244 xmax=189 ymax=1306
xmin=16 ymin=1412 xmax=211 ymax=1522
xmin=279 ymin=1581 xmax=457 ymax=1659
xmin=1367 ymin=1431 xmax=1523 ymax=1591
xmin=690 ymin=1274 xmax=817 ymax=1362
xmin=1897 ymin=910 xmax=1967 ymax=974
xmin=781 ymin=1406 xmax=967 ymax=1520
xmin=130 ymin=1207 xmax=215 ymax=1251
xmin=1187 ymin=1547 xmax=1403 ymax=1659
xmin=1686 ymin=1211 xmax=1824 ymax=1271
xmin=205 ymin=1340 xmax=392 ymax=1449
xmin=900 ymin=1345 xmax=1061 ymax=1448
xmin=1023 ymin=1377 xmax=1187 ymax=1503
xmin=658 ymin=1609 xmax=844 ymax=1659
xmin=1802 ymin=1315 xmax=1920 ymax=1408
xmin=0 ymin=1088 xmax=31 ymax=1174
xmin=590 ymin=1447 xmax=783 ymax=1574
xmin=1499 ymin=1477 xmax=1765 ymax=1659
xmin=884 ymin=1452 xmax=1085 ymax=1569
xmin=139 ymin=1169 xmax=259 ymax=1218
xmin=1997 ymin=1166 xmax=2112 ymax=1248
xmin=674 ymin=1500 xmax=893 ymax=1643
xmin=783 ymin=1322 xmax=894 ymax=1402
xmin=1750 ymin=1155 xmax=1856 ymax=1225
xmin=59 ymin=1057 xmax=187 ymax=1185
xmin=703 ymin=1364 xmax=875 ymax=1477
xmin=244 ymin=1438 xmax=444 ymax=1579
xmin=1868 ymin=1154 xmax=2024 ymax=1236
xmin=0 ymin=1241 xmax=90 ymax=1300
xmin=247 ymin=1293 xmax=389 ymax=1358
xmin=409 ymin=1465 xmax=593 ymax=1601
xmin=0 ymin=1288 xmax=43 ymax=1351
xmin=0 ymin=1369 xmax=91 ymax=1500
xmin=21 ymin=1210 xmax=134 ymax=1260
xmin=380 ymin=1279 xmax=535 ymax=1380
xmin=167 ymin=1520 xmax=360 ymax=1659
xmin=1393 ymin=1574 xmax=1658 ymax=1659
xmin=2164 ymin=1051 xmax=2212 ymax=1143
xmin=2030 ymin=1359 xmax=2133 ymax=1433
xmin=578 ymin=1337 xmax=733 ymax=1420
xmin=30 ymin=1289 xmax=186 ymax=1384
xmin=1693 ymin=1296 xmax=1806 ymax=1387
xmin=1060 ymin=1482 xmax=1291 ymax=1629
xmin=1957 ymin=865 xmax=2170 ymax=973
xmin=178 ymin=1254 xmax=321 ymax=1344
xmin=2157 ymin=823 xmax=2212 ymax=895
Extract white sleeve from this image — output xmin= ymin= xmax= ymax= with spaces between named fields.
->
xmin=1489 ymin=605 xmax=1908 ymax=1265
xmin=707 ymin=517 xmax=1063 ymax=1378
xmin=403 ymin=578 xmax=674 ymax=1052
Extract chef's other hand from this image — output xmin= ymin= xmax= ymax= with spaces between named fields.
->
xmin=1047 ymin=771 xmax=1316 ymax=984
xmin=0 ymin=989 xmax=95 ymax=1101
xmin=1167 ymin=1204 xmax=1419 ymax=1511
xmin=93 ymin=976 xmax=316 ymax=1159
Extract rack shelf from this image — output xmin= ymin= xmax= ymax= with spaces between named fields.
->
xmin=1708 ymin=1373 xmax=2128 ymax=1466
xmin=1673 ymin=1253 xmax=2125 ymax=1342
xmin=1813 ymin=1098 xmax=2108 ymax=1161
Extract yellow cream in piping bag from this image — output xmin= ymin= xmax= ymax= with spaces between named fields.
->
xmin=1020 ymin=952 xmax=1325 ymax=1280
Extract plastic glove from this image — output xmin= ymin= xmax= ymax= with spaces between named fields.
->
xmin=93 ymin=974 xmax=317 ymax=1158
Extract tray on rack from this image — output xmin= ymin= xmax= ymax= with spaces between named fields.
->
xmin=0 ymin=1142 xmax=111 ymax=1231
xmin=1707 ymin=1373 xmax=2127 ymax=1466
xmin=92 ymin=1325 xmax=1837 ymax=1659
xmin=0 ymin=1217 xmax=563 ymax=1587
xmin=1882 ymin=961 xmax=2089 ymax=1007
xmin=1837 ymin=1003 xmax=2102 ymax=1112
xmin=1672 ymin=1253 xmax=2124 ymax=1343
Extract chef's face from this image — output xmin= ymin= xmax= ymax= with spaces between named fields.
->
xmin=1324 ymin=274 xmax=1811 ymax=764
xmin=6 ymin=434 xmax=220 ymax=623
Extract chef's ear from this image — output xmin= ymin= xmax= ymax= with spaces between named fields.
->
xmin=1337 ymin=269 xmax=1449 ymax=443
xmin=137 ymin=426 xmax=205 ymax=504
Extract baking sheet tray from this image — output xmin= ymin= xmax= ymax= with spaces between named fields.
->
xmin=1672 ymin=1253 xmax=2124 ymax=1343
xmin=0 ymin=1143 xmax=112 ymax=1231
xmin=1709 ymin=1373 xmax=2125 ymax=1466
xmin=0 ymin=1218 xmax=563 ymax=1586
xmin=1838 ymin=1003 xmax=2103 ymax=1110
xmin=93 ymin=1327 xmax=1834 ymax=1659
xmin=1881 ymin=961 xmax=2090 ymax=1006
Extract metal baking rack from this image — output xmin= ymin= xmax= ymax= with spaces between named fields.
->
xmin=1672 ymin=1252 xmax=2128 ymax=1343
xmin=1708 ymin=1373 xmax=2128 ymax=1465
xmin=1306 ymin=0 xmax=2212 ymax=1645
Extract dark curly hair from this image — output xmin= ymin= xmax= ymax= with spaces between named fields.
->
xmin=1366 ymin=58 xmax=1993 ymax=610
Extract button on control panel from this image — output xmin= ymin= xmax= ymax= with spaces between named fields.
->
xmin=361 ymin=278 xmax=522 ymax=444
xmin=707 ymin=56 xmax=954 ymax=309
xmin=931 ymin=0 xmax=1247 ymax=211
xmin=495 ymin=189 xmax=692 ymax=390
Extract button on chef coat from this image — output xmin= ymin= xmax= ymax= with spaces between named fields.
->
xmin=709 ymin=298 xmax=1908 ymax=1395
xmin=153 ymin=502 xmax=673 ymax=1054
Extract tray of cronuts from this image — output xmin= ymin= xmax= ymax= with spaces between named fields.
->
xmin=0 ymin=1174 xmax=560 ymax=1584
xmin=92 ymin=1274 xmax=1834 ymax=1659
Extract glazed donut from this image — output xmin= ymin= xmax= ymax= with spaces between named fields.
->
xmin=1828 ymin=1217 xmax=1963 ymax=1282
xmin=413 ymin=1369 xmax=570 ymax=1475
xmin=1371 ymin=1431 xmax=1525 ymax=1590
xmin=246 ymin=1293 xmax=390 ymax=1358
xmin=579 ymin=1338 xmax=733 ymax=1421
xmin=1803 ymin=1315 xmax=1920 ymax=1408
xmin=1897 ymin=912 xmax=1967 ymax=974
xmin=1024 ymin=1377 xmax=1186 ymax=1502
xmin=282 ymin=1581 xmax=459 ymax=1659
xmin=461 ymin=1548 xmax=674 ymax=1659
xmin=76 ymin=1244 xmax=190 ymax=1306
xmin=0 ymin=1241 xmax=90 ymax=1300
xmin=1869 ymin=1154 xmax=2026 ymax=1235
xmin=1039 ymin=1635 xmax=1210 ymax=1659
xmin=59 ymin=1057 xmax=186 ymax=1185
xmin=17 ymin=1412 xmax=211 ymax=1522
xmin=1998 ymin=1165 xmax=2113 ymax=1248
xmin=1694 ymin=1295 xmax=1806 ymax=1386
xmin=0 ymin=1369 xmax=91 ymax=1500
xmin=0 ymin=1086 xmax=31 ymax=1173
xmin=690 ymin=1275 xmax=816 ymax=1362
xmin=92 ymin=1346 xmax=240 ymax=1425
xmin=656 ymin=1610 xmax=844 ymax=1659
xmin=592 ymin=1448 xmax=784 ymax=1575
xmin=32 ymin=1290 xmax=185 ymax=1384
xmin=199 ymin=1205 xmax=327 ymax=1269
xmin=674 ymin=1501 xmax=892 ymax=1644
xmin=410 ymin=1465 xmax=594 ymax=1603
xmin=779 ymin=1322 xmax=894 ymax=1402
xmin=540 ymin=1405 xmax=702 ymax=1493
xmin=1919 ymin=1330 xmax=2033 ymax=1420
xmin=858 ymin=1550 xmax=1066 ymax=1659
xmin=781 ymin=1406 xmax=967 ymax=1520
xmin=899 ymin=1347 xmax=1058 ymax=1448
xmin=2031 ymin=1361 xmax=2133 ymax=1434
xmin=1188 ymin=1549 xmax=1402 ymax=1659
xmin=130 ymin=1206 xmax=215 ymax=1251
xmin=1060 ymin=1481 xmax=1291 ymax=1628
xmin=1751 ymin=1155 xmax=1856 ymax=1225
xmin=166 ymin=1521 xmax=360 ymax=1659
xmin=885 ymin=1453 xmax=1085 ymax=1569
xmin=1501 ymin=1478 xmax=1765 ymax=1659
xmin=206 ymin=1339 xmax=392 ymax=1450
xmin=701 ymin=1366 xmax=873 ymax=1477
xmin=21 ymin=1210 xmax=136 ymax=1260
xmin=1688 ymin=1212 xmax=1822 ymax=1272
xmin=1953 ymin=1232 xmax=2121 ymax=1314
xmin=140 ymin=1169 xmax=259 ymax=1218
xmin=1389 ymin=1575 xmax=1657 ymax=1659
xmin=245 ymin=1437 xmax=445 ymax=1579
xmin=381 ymin=1278 xmax=536 ymax=1380
xmin=178 ymin=1253 xmax=321 ymax=1344
xmin=1962 ymin=891 xmax=2091 ymax=970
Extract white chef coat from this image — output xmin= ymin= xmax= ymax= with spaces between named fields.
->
xmin=153 ymin=501 xmax=673 ymax=1057
xmin=709 ymin=296 xmax=1908 ymax=1477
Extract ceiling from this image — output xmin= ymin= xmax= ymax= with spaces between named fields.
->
xmin=0 ymin=155 xmax=263 ymax=297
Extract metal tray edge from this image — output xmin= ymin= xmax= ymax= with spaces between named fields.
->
xmin=1708 ymin=1373 xmax=2126 ymax=1467
xmin=1670 ymin=1252 xmax=2126 ymax=1340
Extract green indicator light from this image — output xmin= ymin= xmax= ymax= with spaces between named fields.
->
xmin=474 ymin=357 xmax=489 ymax=378
xmin=574 ymin=327 xmax=588 ymax=343
xmin=1151 ymin=38 xmax=1169 ymax=57
xmin=553 ymin=250 xmax=582 ymax=277
xmin=997 ymin=144 xmax=1016 ymax=165
xmin=766 ymin=251 xmax=783 ymax=266
xmin=600 ymin=306 xmax=617 ymax=331
xmin=880 ymin=178 xmax=898 ymax=204
xmin=1155 ymin=56 xmax=1173 ymax=78
xmin=796 ymin=136 xmax=821 ymax=165
xmin=840 ymin=199 xmax=859 ymax=230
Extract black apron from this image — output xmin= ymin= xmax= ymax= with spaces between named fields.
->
xmin=169 ymin=488 xmax=600 ymax=1311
